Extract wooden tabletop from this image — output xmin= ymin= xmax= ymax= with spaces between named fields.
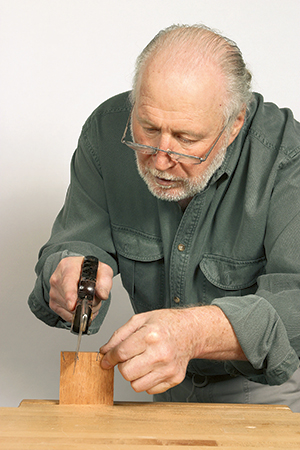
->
xmin=0 ymin=400 xmax=299 ymax=449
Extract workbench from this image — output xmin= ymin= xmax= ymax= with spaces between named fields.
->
xmin=0 ymin=399 xmax=299 ymax=449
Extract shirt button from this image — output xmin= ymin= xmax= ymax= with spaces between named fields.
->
xmin=174 ymin=296 xmax=180 ymax=304
xmin=177 ymin=244 xmax=185 ymax=252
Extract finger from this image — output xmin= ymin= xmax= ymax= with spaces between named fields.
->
xmin=145 ymin=381 xmax=176 ymax=395
xmin=100 ymin=314 xmax=146 ymax=355
xmin=131 ymin=368 xmax=182 ymax=395
xmin=49 ymin=287 xmax=76 ymax=322
xmin=101 ymin=328 xmax=147 ymax=369
xmin=129 ymin=369 xmax=173 ymax=394
xmin=117 ymin=351 xmax=150 ymax=382
xmin=50 ymin=302 xmax=74 ymax=323
xmin=91 ymin=306 xmax=101 ymax=318
xmin=49 ymin=277 xmax=78 ymax=322
xmin=49 ymin=257 xmax=83 ymax=312
xmin=95 ymin=262 xmax=113 ymax=302
xmin=49 ymin=279 xmax=77 ymax=320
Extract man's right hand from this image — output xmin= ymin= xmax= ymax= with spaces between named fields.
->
xmin=49 ymin=256 xmax=113 ymax=323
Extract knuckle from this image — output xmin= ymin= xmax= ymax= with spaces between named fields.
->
xmin=172 ymin=372 xmax=184 ymax=386
xmin=154 ymin=344 xmax=173 ymax=365
xmin=145 ymin=324 xmax=161 ymax=344
xmin=100 ymin=262 xmax=113 ymax=276
xmin=131 ymin=312 xmax=146 ymax=325
xmin=97 ymin=263 xmax=113 ymax=297
xmin=131 ymin=381 xmax=143 ymax=393
xmin=48 ymin=297 xmax=56 ymax=312
xmin=49 ymin=271 xmax=58 ymax=287
xmin=65 ymin=295 xmax=76 ymax=312
xmin=162 ymin=344 xmax=173 ymax=360
xmin=97 ymin=286 xmax=110 ymax=300
xmin=116 ymin=346 xmax=128 ymax=363
xmin=162 ymin=364 xmax=176 ymax=381
xmin=119 ymin=364 xmax=131 ymax=382
xmin=110 ymin=329 xmax=120 ymax=341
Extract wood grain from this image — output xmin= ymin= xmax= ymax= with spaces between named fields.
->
xmin=0 ymin=400 xmax=299 ymax=449
xmin=59 ymin=351 xmax=114 ymax=405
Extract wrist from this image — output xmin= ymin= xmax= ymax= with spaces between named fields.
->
xmin=177 ymin=305 xmax=246 ymax=362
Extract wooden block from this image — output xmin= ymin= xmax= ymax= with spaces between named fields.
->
xmin=59 ymin=351 xmax=114 ymax=405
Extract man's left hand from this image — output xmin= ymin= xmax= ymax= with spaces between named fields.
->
xmin=100 ymin=306 xmax=246 ymax=394
xmin=99 ymin=309 xmax=196 ymax=395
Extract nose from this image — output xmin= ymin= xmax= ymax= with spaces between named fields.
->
xmin=152 ymin=149 xmax=177 ymax=171
xmin=151 ymin=134 xmax=177 ymax=171
xmin=157 ymin=133 xmax=173 ymax=152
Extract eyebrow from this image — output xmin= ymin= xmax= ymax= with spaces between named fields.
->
xmin=136 ymin=115 xmax=206 ymax=140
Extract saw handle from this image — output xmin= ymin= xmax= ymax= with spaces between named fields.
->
xmin=71 ymin=256 xmax=99 ymax=335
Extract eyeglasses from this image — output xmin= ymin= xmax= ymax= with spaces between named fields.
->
xmin=121 ymin=111 xmax=228 ymax=165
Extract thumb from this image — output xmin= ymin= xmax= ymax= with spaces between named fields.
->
xmin=94 ymin=262 xmax=113 ymax=303
xmin=99 ymin=313 xmax=145 ymax=355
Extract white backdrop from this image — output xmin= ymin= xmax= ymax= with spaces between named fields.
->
xmin=1 ymin=0 xmax=300 ymax=407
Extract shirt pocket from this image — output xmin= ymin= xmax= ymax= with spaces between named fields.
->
xmin=112 ymin=225 xmax=165 ymax=313
xmin=199 ymin=254 xmax=266 ymax=301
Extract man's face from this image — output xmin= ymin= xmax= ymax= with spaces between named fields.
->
xmin=132 ymin=56 xmax=244 ymax=203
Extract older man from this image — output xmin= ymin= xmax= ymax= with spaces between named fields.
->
xmin=29 ymin=24 xmax=300 ymax=411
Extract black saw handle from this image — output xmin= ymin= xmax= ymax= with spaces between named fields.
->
xmin=71 ymin=255 xmax=98 ymax=334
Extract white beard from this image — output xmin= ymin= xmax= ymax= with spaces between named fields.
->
xmin=135 ymin=143 xmax=228 ymax=202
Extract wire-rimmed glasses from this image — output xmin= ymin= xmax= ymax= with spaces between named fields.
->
xmin=121 ymin=111 xmax=228 ymax=165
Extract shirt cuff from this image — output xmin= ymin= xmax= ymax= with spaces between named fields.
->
xmin=212 ymin=295 xmax=299 ymax=385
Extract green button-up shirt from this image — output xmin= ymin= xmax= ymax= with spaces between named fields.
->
xmin=28 ymin=91 xmax=300 ymax=385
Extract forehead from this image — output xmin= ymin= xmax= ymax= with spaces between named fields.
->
xmin=135 ymin=53 xmax=227 ymax=129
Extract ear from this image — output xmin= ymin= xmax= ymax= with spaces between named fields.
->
xmin=227 ymin=107 xmax=246 ymax=146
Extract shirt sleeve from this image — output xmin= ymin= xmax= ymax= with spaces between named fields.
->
xmin=28 ymin=119 xmax=119 ymax=332
xmin=213 ymin=148 xmax=300 ymax=385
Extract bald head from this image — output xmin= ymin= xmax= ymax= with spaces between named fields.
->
xmin=136 ymin=52 xmax=227 ymax=132
xmin=131 ymin=24 xmax=252 ymax=123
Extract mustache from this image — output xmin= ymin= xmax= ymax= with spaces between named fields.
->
xmin=146 ymin=167 xmax=184 ymax=182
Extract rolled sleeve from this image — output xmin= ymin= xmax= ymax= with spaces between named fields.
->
xmin=212 ymin=295 xmax=299 ymax=384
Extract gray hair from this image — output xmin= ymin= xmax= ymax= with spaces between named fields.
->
xmin=130 ymin=24 xmax=253 ymax=124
